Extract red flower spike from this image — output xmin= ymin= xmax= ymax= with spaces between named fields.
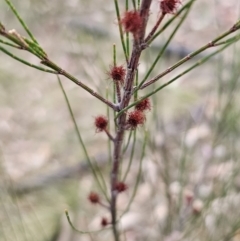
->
xmin=135 ymin=98 xmax=151 ymax=112
xmin=108 ymin=65 xmax=126 ymax=85
xmin=115 ymin=182 xmax=128 ymax=193
xmin=94 ymin=115 xmax=108 ymax=132
xmin=127 ymin=110 xmax=146 ymax=129
xmin=88 ymin=192 xmax=100 ymax=204
xmin=121 ymin=11 xmax=142 ymax=36
xmin=160 ymin=0 xmax=181 ymax=14
xmin=101 ymin=217 xmax=108 ymax=227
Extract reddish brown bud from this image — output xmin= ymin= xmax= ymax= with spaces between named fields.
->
xmin=127 ymin=110 xmax=146 ymax=129
xmin=121 ymin=11 xmax=142 ymax=36
xmin=101 ymin=217 xmax=108 ymax=227
xmin=160 ymin=0 xmax=181 ymax=14
xmin=115 ymin=182 xmax=128 ymax=193
xmin=108 ymin=65 xmax=126 ymax=85
xmin=88 ymin=192 xmax=100 ymax=204
xmin=94 ymin=115 xmax=108 ymax=132
xmin=135 ymin=98 xmax=151 ymax=112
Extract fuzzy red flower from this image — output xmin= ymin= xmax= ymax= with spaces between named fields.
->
xmin=94 ymin=115 xmax=108 ymax=132
xmin=135 ymin=98 xmax=151 ymax=112
xmin=115 ymin=182 xmax=128 ymax=193
xmin=101 ymin=217 xmax=108 ymax=227
xmin=88 ymin=192 xmax=100 ymax=204
xmin=160 ymin=0 xmax=181 ymax=14
xmin=121 ymin=11 xmax=142 ymax=36
xmin=127 ymin=110 xmax=146 ymax=129
xmin=108 ymin=65 xmax=126 ymax=85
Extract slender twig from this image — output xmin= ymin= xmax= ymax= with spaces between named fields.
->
xmin=110 ymin=1 xmax=152 ymax=240
xmin=0 ymin=38 xmax=22 ymax=48
xmin=42 ymin=59 xmax=117 ymax=111
xmin=149 ymin=0 xmax=195 ymax=44
xmin=119 ymin=130 xmax=148 ymax=219
xmin=140 ymin=20 xmax=240 ymax=89
xmin=116 ymin=39 xmax=237 ymax=118
xmin=114 ymin=0 xmax=128 ymax=63
xmin=5 ymin=0 xmax=39 ymax=45
xmin=123 ymin=130 xmax=136 ymax=182
xmin=65 ymin=210 xmax=110 ymax=234
xmin=0 ymin=45 xmax=57 ymax=74
xmin=145 ymin=13 xmax=166 ymax=43
xmin=58 ymin=76 xmax=109 ymax=202
xmin=105 ymin=129 xmax=116 ymax=142
xmin=138 ymin=3 xmax=193 ymax=90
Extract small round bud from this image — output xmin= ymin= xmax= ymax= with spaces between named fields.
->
xmin=121 ymin=11 xmax=142 ymax=36
xmin=160 ymin=0 xmax=181 ymax=14
xmin=135 ymin=98 xmax=151 ymax=112
xmin=115 ymin=182 xmax=128 ymax=193
xmin=127 ymin=110 xmax=146 ymax=129
xmin=101 ymin=217 xmax=108 ymax=227
xmin=108 ymin=65 xmax=126 ymax=85
xmin=94 ymin=115 xmax=108 ymax=132
xmin=88 ymin=192 xmax=100 ymax=204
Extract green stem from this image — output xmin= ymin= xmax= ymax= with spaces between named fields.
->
xmin=5 ymin=0 xmax=39 ymax=45
xmin=119 ymin=131 xmax=148 ymax=218
xmin=114 ymin=0 xmax=128 ymax=63
xmin=58 ymin=76 xmax=109 ymax=202
xmin=42 ymin=59 xmax=116 ymax=110
xmin=141 ymin=21 xmax=240 ymax=89
xmin=0 ymin=38 xmax=21 ymax=48
xmin=123 ymin=130 xmax=136 ymax=182
xmin=149 ymin=0 xmax=195 ymax=44
xmin=139 ymin=3 xmax=193 ymax=89
xmin=0 ymin=45 xmax=57 ymax=73
xmin=116 ymin=40 xmax=236 ymax=119
xmin=65 ymin=210 xmax=110 ymax=234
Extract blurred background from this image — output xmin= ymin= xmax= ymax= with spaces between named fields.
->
xmin=1 ymin=0 xmax=240 ymax=240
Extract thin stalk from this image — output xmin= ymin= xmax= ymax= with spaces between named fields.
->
xmin=123 ymin=130 xmax=137 ymax=182
xmin=42 ymin=59 xmax=117 ymax=110
xmin=132 ymin=0 xmax=136 ymax=10
xmin=145 ymin=13 xmax=166 ymax=43
xmin=0 ymin=45 xmax=57 ymax=73
xmin=126 ymin=0 xmax=130 ymax=56
xmin=113 ymin=44 xmax=117 ymax=123
xmin=5 ymin=0 xmax=39 ymax=45
xmin=0 ymin=30 xmax=116 ymax=111
xmin=110 ymin=2 xmax=153 ymax=240
xmin=119 ymin=130 xmax=148 ymax=219
xmin=122 ymin=131 xmax=133 ymax=154
xmin=105 ymin=129 xmax=115 ymax=142
xmin=106 ymin=87 xmax=112 ymax=165
xmin=141 ymin=20 xmax=240 ymax=89
xmin=149 ymin=0 xmax=195 ymax=44
xmin=116 ymin=40 xmax=236 ymax=118
xmin=0 ymin=38 xmax=22 ymax=48
xmin=138 ymin=4 xmax=192 ymax=90
xmin=92 ymin=157 xmax=109 ymax=197
xmin=58 ymin=77 xmax=109 ymax=202
xmin=114 ymin=0 xmax=128 ymax=63
xmin=65 ymin=210 xmax=110 ymax=234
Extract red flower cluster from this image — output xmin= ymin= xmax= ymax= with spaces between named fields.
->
xmin=94 ymin=115 xmax=108 ymax=132
xmin=121 ymin=10 xmax=142 ymax=36
xmin=88 ymin=192 xmax=100 ymax=204
xmin=127 ymin=110 xmax=146 ymax=129
xmin=108 ymin=65 xmax=126 ymax=85
xmin=101 ymin=217 xmax=108 ymax=227
xmin=160 ymin=0 xmax=181 ymax=14
xmin=115 ymin=182 xmax=128 ymax=193
xmin=135 ymin=98 xmax=151 ymax=112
